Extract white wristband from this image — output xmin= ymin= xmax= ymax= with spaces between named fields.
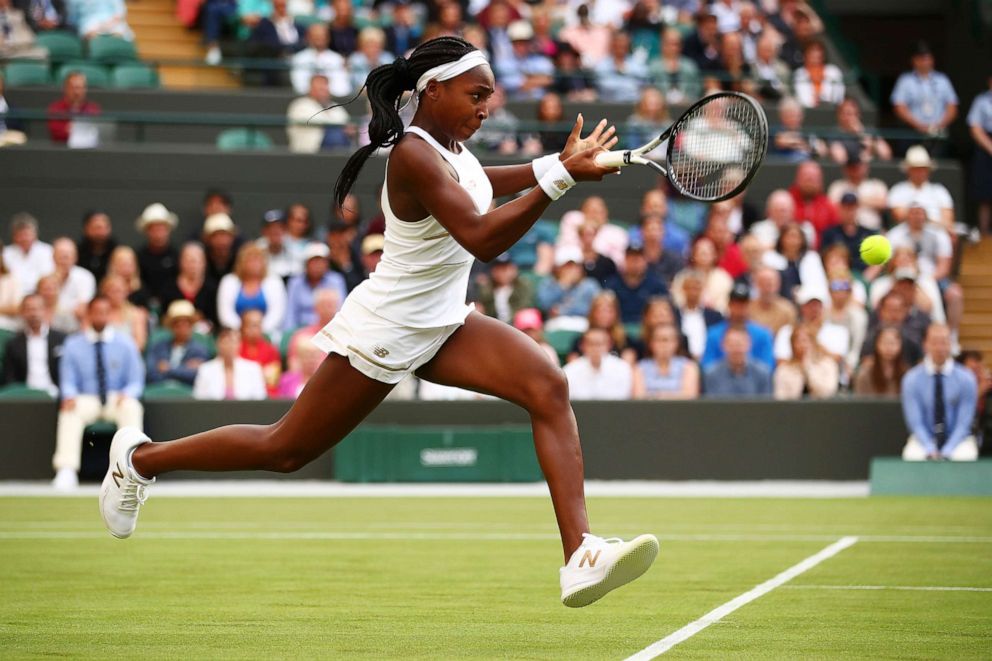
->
xmin=537 ymin=160 xmax=576 ymax=201
xmin=531 ymin=153 xmax=561 ymax=181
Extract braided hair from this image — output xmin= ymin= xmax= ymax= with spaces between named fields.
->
xmin=333 ymin=36 xmax=477 ymax=209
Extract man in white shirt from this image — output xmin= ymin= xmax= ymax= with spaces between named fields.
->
xmin=286 ymin=74 xmax=352 ymax=153
xmin=1 ymin=294 xmax=65 ymax=397
xmin=887 ymin=203 xmax=953 ymax=279
xmin=748 ymin=189 xmax=815 ymax=250
xmin=51 ymin=237 xmax=96 ymax=319
xmin=3 ymin=213 xmax=53 ymax=296
xmin=886 ymin=146 xmax=954 ymax=231
xmin=256 ymin=209 xmax=299 ymax=279
xmin=290 ymin=23 xmax=351 ymax=97
xmin=886 ymin=202 xmax=964 ymax=351
xmin=563 ymin=328 xmax=632 ymax=400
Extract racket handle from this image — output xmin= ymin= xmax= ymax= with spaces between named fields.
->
xmin=594 ymin=150 xmax=629 ymax=169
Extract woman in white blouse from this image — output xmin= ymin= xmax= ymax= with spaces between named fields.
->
xmin=216 ymin=243 xmax=287 ymax=337
xmin=792 ymin=41 xmax=845 ymax=108
xmin=193 ymin=328 xmax=267 ymax=400
xmin=762 ymin=223 xmax=828 ymax=303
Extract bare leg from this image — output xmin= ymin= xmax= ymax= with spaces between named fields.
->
xmin=944 ymin=283 xmax=964 ymax=347
xmin=132 ymin=354 xmax=394 ymax=477
xmin=415 ymin=312 xmax=589 ymax=559
xmin=979 ymin=202 xmax=991 ymax=236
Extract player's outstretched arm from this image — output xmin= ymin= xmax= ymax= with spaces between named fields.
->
xmin=390 ymin=133 xmax=617 ymax=262
xmin=482 ymin=115 xmax=618 ymax=197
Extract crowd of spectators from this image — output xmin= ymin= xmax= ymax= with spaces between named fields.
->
xmin=1 ymin=135 xmax=984 ymax=416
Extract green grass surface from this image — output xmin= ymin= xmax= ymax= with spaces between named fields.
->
xmin=1 ymin=496 xmax=991 ymax=659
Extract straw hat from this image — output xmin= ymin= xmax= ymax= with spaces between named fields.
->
xmin=900 ymin=145 xmax=936 ymax=171
xmin=163 ymin=299 xmax=197 ymax=327
xmin=136 ymin=203 xmax=179 ymax=231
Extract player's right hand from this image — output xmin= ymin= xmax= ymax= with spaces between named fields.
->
xmin=564 ymin=145 xmax=621 ymax=182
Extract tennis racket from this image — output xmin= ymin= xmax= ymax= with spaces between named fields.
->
xmin=595 ymin=91 xmax=768 ymax=203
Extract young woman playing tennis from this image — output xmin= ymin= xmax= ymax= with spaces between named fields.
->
xmin=100 ymin=36 xmax=659 ymax=608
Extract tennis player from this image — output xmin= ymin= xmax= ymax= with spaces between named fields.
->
xmin=100 ymin=36 xmax=659 ymax=608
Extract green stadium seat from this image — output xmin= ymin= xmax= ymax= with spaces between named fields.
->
xmin=280 ymin=326 xmax=301 ymax=362
xmin=0 ymin=328 xmax=15 ymax=366
xmin=294 ymin=14 xmax=324 ymax=29
xmin=545 ymin=329 xmax=582 ymax=363
xmin=216 ymin=128 xmax=274 ymax=151
xmin=0 ymin=383 xmax=54 ymax=399
xmin=84 ymin=421 xmax=117 ymax=435
xmin=3 ymin=60 xmax=51 ymax=86
xmin=111 ymin=62 xmax=159 ymax=89
xmin=517 ymin=269 xmax=542 ymax=292
xmin=35 ymin=31 xmax=84 ymax=62
xmin=56 ymin=62 xmax=111 ymax=88
xmin=87 ymin=35 xmax=138 ymax=64
xmin=144 ymin=380 xmax=194 ymax=399
xmin=624 ymin=322 xmax=642 ymax=341
xmin=534 ymin=219 xmax=560 ymax=241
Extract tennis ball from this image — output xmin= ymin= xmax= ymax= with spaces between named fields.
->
xmin=859 ymin=235 xmax=892 ymax=266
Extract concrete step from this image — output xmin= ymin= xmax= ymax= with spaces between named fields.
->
xmin=138 ymin=41 xmax=206 ymax=59
xmin=960 ymin=263 xmax=992 ymax=276
xmin=962 ymin=312 xmax=992 ymax=324
xmin=133 ymin=30 xmax=202 ymax=47
xmin=961 ymin=286 xmax=992 ymax=299
xmin=129 ymin=12 xmax=187 ymax=28
xmin=958 ymin=274 xmax=992 ymax=287
xmin=963 ymin=298 xmax=992 ymax=312
xmin=159 ymin=64 xmax=240 ymax=88
xmin=127 ymin=4 xmax=177 ymax=17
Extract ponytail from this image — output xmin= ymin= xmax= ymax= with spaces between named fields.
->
xmin=332 ymin=36 xmax=477 ymax=209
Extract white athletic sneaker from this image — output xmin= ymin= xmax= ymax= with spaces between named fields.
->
xmin=560 ymin=533 xmax=659 ymax=608
xmin=99 ymin=427 xmax=154 ymax=539
xmin=205 ymin=46 xmax=222 ymax=66
xmin=52 ymin=467 xmax=78 ymax=491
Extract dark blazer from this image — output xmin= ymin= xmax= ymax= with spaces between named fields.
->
xmin=145 ymin=337 xmax=212 ymax=386
xmin=1 ymin=329 xmax=67 ymax=386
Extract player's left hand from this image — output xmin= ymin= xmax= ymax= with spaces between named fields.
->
xmin=561 ymin=114 xmax=618 ymax=161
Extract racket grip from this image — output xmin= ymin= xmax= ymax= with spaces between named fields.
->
xmin=594 ymin=150 xmax=629 ymax=168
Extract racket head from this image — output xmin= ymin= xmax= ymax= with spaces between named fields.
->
xmin=664 ymin=92 xmax=768 ymax=203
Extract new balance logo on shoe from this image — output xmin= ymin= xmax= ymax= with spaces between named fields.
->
xmin=111 ymin=464 xmax=124 ymax=488
xmin=579 ymin=549 xmax=602 ymax=568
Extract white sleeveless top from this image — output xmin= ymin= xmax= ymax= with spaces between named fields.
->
xmin=346 ymin=125 xmax=494 ymax=328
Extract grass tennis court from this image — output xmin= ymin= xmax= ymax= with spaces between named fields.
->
xmin=1 ymin=495 xmax=990 ymax=659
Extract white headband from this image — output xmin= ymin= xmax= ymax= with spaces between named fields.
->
xmin=414 ymin=50 xmax=491 ymax=95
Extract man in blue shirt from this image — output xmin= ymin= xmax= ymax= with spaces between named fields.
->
xmin=604 ymin=241 xmax=669 ymax=324
xmin=703 ymin=327 xmax=772 ymax=397
xmin=283 ymin=242 xmax=348 ymax=332
xmin=901 ymin=324 xmax=979 ymax=461
xmin=145 ymin=300 xmax=211 ymax=386
xmin=890 ymin=41 xmax=958 ymax=155
xmin=53 ymin=296 xmax=145 ymax=490
xmin=701 ymin=282 xmax=775 ymax=371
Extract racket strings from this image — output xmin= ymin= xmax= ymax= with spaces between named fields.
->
xmin=668 ymin=95 xmax=767 ymax=201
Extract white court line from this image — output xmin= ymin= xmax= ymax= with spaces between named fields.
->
xmin=0 ymin=521 xmax=992 ymax=544
xmin=0 ymin=480 xmax=870 ymax=499
xmin=786 ymin=585 xmax=992 ymax=593
xmin=623 ymin=536 xmax=859 ymax=660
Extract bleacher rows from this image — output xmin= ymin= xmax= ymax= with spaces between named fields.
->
xmin=3 ymin=33 xmax=160 ymax=89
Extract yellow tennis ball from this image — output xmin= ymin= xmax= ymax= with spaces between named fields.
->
xmin=860 ymin=235 xmax=892 ymax=266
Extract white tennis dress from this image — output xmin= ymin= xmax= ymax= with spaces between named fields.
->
xmin=311 ymin=125 xmax=494 ymax=383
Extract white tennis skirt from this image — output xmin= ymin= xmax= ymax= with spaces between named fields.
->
xmin=310 ymin=298 xmax=472 ymax=384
